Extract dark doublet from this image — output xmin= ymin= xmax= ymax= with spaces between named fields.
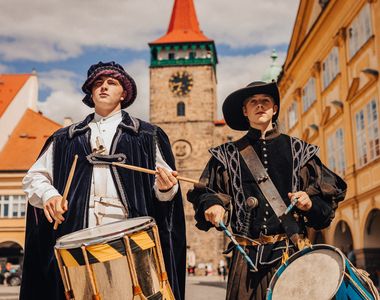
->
xmin=187 ymin=127 xmax=347 ymax=300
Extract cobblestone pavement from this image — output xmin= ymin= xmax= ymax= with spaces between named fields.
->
xmin=185 ymin=275 xmax=227 ymax=300
xmin=0 ymin=285 xmax=19 ymax=300
xmin=0 ymin=276 xmax=227 ymax=300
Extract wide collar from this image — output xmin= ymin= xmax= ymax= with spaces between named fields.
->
xmin=68 ymin=110 xmax=140 ymax=139
xmin=93 ymin=110 xmax=122 ymax=124
xmin=246 ymin=125 xmax=280 ymax=142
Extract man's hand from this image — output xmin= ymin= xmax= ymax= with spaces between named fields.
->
xmin=156 ymin=167 xmax=178 ymax=191
xmin=204 ymin=205 xmax=225 ymax=227
xmin=43 ymin=195 xmax=67 ymax=224
xmin=288 ymin=191 xmax=312 ymax=211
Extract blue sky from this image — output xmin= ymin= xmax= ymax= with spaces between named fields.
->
xmin=0 ymin=0 xmax=299 ymax=123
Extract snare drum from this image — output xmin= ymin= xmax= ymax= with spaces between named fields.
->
xmin=267 ymin=244 xmax=379 ymax=300
xmin=55 ymin=217 xmax=174 ymax=300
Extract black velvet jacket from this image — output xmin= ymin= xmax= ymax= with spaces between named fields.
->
xmin=188 ymin=127 xmax=347 ymax=268
xmin=20 ymin=111 xmax=186 ymax=300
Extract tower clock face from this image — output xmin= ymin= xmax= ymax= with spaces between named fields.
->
xmin=169 ymin=71 xmax=193 ymax=96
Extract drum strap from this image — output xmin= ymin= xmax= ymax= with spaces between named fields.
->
xmin=237 ymin=137 xmax=302 ymax=247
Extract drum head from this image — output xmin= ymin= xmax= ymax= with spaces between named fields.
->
xmin=270 ymin=245 xmax=345 ymax=300
xmin=55 ymin=217 xmax=154 ymax=249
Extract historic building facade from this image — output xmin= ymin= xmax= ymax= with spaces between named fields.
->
xmin=149 ymin=0 xmax=242 ymax=271
xmin=0 ymin=73 xmax=61 ymax=266
xmin=278 ymin=0 xmax=380 ymax=280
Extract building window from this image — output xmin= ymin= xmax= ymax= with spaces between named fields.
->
xmin=322 ymin=47 xmax=339 ymax=89
xmin=367 ymin=99 xmax=380 ymax=161
xmin=0 ymin=195 xmax=26 ymax=218
xmin=348 ymin=4 xmax=372 ymax=59
xmin=302 ymin=78 xmax=316 ymax=112
xmin=168 ymin=52 xmax=175 ymax=60
xmin=355 ymin=97 xmax=380 ymax=167
xmin=327 ymin=128 xmax=346 ymax=176
xmin=189 ymin=51 xmax=196 ymax=59
xmin=287 ymin=101 xmax=298 ymax=129
xmin=151 ymin=48 xmax=158 ymax=60
xmin=177 ymin=102 xmax=185 ymax=116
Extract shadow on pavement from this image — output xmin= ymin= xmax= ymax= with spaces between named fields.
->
xmin=194 ymin=281 xmax=227 ymax=289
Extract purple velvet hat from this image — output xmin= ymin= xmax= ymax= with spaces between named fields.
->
xmin=81 ymin=61 xmax=137 ymax=109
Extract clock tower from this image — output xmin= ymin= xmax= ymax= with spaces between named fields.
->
xmin=149 ymin=0 xmax=223 ymax=270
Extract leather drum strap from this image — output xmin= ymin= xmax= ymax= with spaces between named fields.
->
xmin=238 ymin=140 xmax=301 ymax=246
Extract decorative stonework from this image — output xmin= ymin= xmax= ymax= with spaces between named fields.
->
xmin=334 ymin=27 xmax=347 ymax=47
xmin=311 ymin=61 xmax=321 ymax=76
xmin=293 ymin=87 xmax=302 ymax=101
xmin=172 ymin=140 xmax=192 ymax=160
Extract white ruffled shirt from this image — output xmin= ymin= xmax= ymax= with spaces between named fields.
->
xmin=23 ymin=111 xmax=178 ymax=210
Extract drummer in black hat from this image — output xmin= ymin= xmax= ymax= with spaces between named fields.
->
xmin=188 ymin=81 xmax=347 ymax=300
xmin=21 ymin=61 xmax=186 ymax=300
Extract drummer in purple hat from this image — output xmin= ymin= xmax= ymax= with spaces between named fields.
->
xmin=21 ymin=62 xmax=186 ymax=300
xmin=188 ymin=81 xmax=347 ymax=300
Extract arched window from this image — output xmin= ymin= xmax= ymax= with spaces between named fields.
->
xmin=177 ymin=102 xmax=185 ymax=116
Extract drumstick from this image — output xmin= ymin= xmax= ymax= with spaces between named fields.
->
xmin=219 ymin=221 xmax=258 ymax=272
xmin=54 ymin=155 xmax=78 ymax=230
xmin=112 ymin=162 xmax=199 ymax=184
xmin=284 ymin=197 xmax=299 ymax=215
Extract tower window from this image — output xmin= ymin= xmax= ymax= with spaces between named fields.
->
xmin=177 ymin=102 xmax=185 ymax=116
xmin=151 ymin=48 xmax=158 ymax=60
xmin=189 ymin=51 xmax=196 ymax=59
xmin=168 ymin=52 xmax=175 ymax=60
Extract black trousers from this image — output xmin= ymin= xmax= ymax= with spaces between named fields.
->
xmin=226 ymin=250 xmax=280 ymax=300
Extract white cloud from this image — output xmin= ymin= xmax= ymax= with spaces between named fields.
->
xmin=0 ymin=64 xmax=10 ymax=73
xmin=197 ymin=0 xmax=299 ymax=48
xmin=122 ymin=59 xmax=150 ymax=121
xmin=37 ymin=70 xmax=92 ymax=124
xmin=0 ymin=0 xmax=299 ymax=62
xmin=0 ymin=0 xmax=172 ymax=62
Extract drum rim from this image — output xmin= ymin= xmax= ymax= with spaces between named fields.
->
xmin=55 ymin=217 xmax=155 ymax=249
xmin=266 ymin=244 xmax=346 ymax=300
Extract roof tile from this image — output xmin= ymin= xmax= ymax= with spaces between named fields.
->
xmin=0 ymin=109 xmax=61 ymax=170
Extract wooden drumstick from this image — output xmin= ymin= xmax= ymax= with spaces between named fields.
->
xmin=112 ymin=162 xmax=199 ymax=184
xmin=54 ymin=155 xmax=78 ymax=230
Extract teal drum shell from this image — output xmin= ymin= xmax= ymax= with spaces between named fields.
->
xmin=266 ymin=244 xmax=378 ymax=300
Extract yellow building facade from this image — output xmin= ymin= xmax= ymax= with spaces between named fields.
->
xmin=279 ymin=0 xmax=380 ymax=278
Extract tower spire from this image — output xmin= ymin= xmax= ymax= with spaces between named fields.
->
xmin=151 ymin=0 xmax=211 ymax=44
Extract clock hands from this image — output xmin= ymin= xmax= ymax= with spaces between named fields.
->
xmin=169 ymin=71 xmax=193 ymax=96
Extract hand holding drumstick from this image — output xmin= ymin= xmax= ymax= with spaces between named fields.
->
xmin=43 ymin=195 xmax=68 ymax=226
xmin=43 ymin=155 xmax=78 ymax=230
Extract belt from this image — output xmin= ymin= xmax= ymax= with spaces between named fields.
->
xmin=235 ymin=233 xmax=288 ymax=246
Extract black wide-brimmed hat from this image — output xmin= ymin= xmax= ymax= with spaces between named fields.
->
xmin=81 ymin=61 xmax=137 ymax=109
xmin=222 ymin=81 xmax=280 ymax=131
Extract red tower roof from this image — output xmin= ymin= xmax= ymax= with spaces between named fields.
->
xmin=151 ymin=0 xmax=212 ymax=44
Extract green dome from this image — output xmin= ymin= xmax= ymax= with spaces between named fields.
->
xmin=262 ymin=49 xmax=282 ymax=82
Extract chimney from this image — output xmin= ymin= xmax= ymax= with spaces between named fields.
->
xmin=63 ymin=117 xmax=73 ymax=127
